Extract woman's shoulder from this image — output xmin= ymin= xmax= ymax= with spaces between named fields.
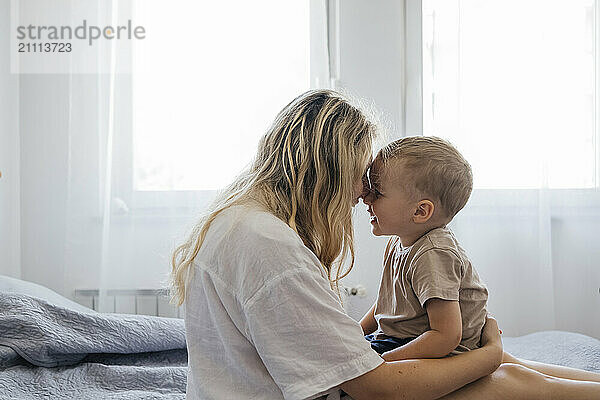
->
xmin=212 ymin=203 xmax=302 ymax=247
xmin=200 ymin=202 xmax=317 ymax=272
xmin=194 ymin=203 xmax=324 ymax=304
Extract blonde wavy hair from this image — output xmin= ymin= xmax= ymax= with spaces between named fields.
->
xmin=170 ymin=89 xmax=377 ymax=305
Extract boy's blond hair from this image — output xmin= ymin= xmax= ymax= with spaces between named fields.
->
xmin=379 ymin=136 xmax=472 ymax=219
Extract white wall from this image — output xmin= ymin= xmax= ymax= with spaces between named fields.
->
xmin=15 ymin=2 xmax=91 ymax=294
xmin=336 ymin=0 xmax=405 ymax=137
xmin=551 ymin=213 xmax=600 ymax=338
xmin=0 ymin=2 xmax=21 ymax=279
xmin=19 ymin=75 xmax=71 ymax=294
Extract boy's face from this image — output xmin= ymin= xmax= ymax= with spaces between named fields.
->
xmin=363 ymin=157 xmax=419 ymax=237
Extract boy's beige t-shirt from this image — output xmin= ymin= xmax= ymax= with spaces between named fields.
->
xmin=374 ymin=227 xmax=488 ymax=352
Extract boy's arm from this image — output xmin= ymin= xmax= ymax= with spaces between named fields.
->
xmin=381 ymin=299 xmax=462 ymax=362
xmin=359 ymin=302 xmax=378 ymax=335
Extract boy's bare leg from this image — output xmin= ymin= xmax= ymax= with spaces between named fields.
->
xmin=503 ymin=351 xmax=600 ymax=383
xmin=439 ymin=363 xmax=600 ymax=400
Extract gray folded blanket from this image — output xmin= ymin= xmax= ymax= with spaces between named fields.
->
xmin=0 ymin=293 xmax=187 ymax=399
xmin=0 ymin=293 xmax=186 ymax=367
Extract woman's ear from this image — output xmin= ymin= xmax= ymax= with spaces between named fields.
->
xmin=413 ymin=200 xmax=435 ymax=224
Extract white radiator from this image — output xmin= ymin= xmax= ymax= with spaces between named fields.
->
xmin=74 ymin=289 xmax=184 ymax=318
xmin=74 ymin=285 xmax=365 ymax=318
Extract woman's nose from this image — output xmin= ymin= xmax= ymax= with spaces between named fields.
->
xmin=362 ymin=189 xmax=374 ymax=205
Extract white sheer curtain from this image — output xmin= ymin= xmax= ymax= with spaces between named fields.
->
xmin=422 ymin=0 xmax=600 ymax=337
xmin=60 ymin=0 xmax=179 ymax=312
xmin=7 ymin=0 xmax=309 ymax=313
xmin=61 ymin=0 xmax=311 ymax=313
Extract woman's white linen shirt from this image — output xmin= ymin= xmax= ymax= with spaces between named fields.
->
xmin=185 ymin=204 xmax=383 ymax=400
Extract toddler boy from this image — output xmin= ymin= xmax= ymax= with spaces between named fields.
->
xmin=360 ymin=136 xmax=488 ymax=362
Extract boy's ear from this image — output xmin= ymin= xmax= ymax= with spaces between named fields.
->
xmin=413 ymin=200 xmax=435 ymax=223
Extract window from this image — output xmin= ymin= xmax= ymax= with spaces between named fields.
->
xmin=422 ymin=0 xmax=598 ymax=189
xmin=131 ymin=2 xmax=309 ymax=194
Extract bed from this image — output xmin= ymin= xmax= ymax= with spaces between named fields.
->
xmin=0 ymin=276 xmax=187 ymax=399
xmin=0 ymin=276 xmax=598 ymax=399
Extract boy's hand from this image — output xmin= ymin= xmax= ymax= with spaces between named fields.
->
xmin=359 ymin=303 xmax=378 ymax=336
xmin=480 ymin=315 xmax=502 ymax=349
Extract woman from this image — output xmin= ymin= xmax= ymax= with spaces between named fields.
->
xmin=171 ymin=89 xmax=599 ymax=399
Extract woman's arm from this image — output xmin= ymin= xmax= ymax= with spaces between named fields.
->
xmin=340 ymin=316 xmax=503 ymax=400
xmin=359 ymin=303 xmax=378 ymax=335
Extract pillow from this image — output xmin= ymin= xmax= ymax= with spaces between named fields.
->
xmin=0 ymin=275 xmax=93 ymax=313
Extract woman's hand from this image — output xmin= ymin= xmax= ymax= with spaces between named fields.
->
xmin=479 ymin=315 xmax=503 ymax=372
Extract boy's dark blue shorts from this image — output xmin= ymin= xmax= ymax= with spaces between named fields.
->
xmin=365 ymin=333 xmax=415 ymax=354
